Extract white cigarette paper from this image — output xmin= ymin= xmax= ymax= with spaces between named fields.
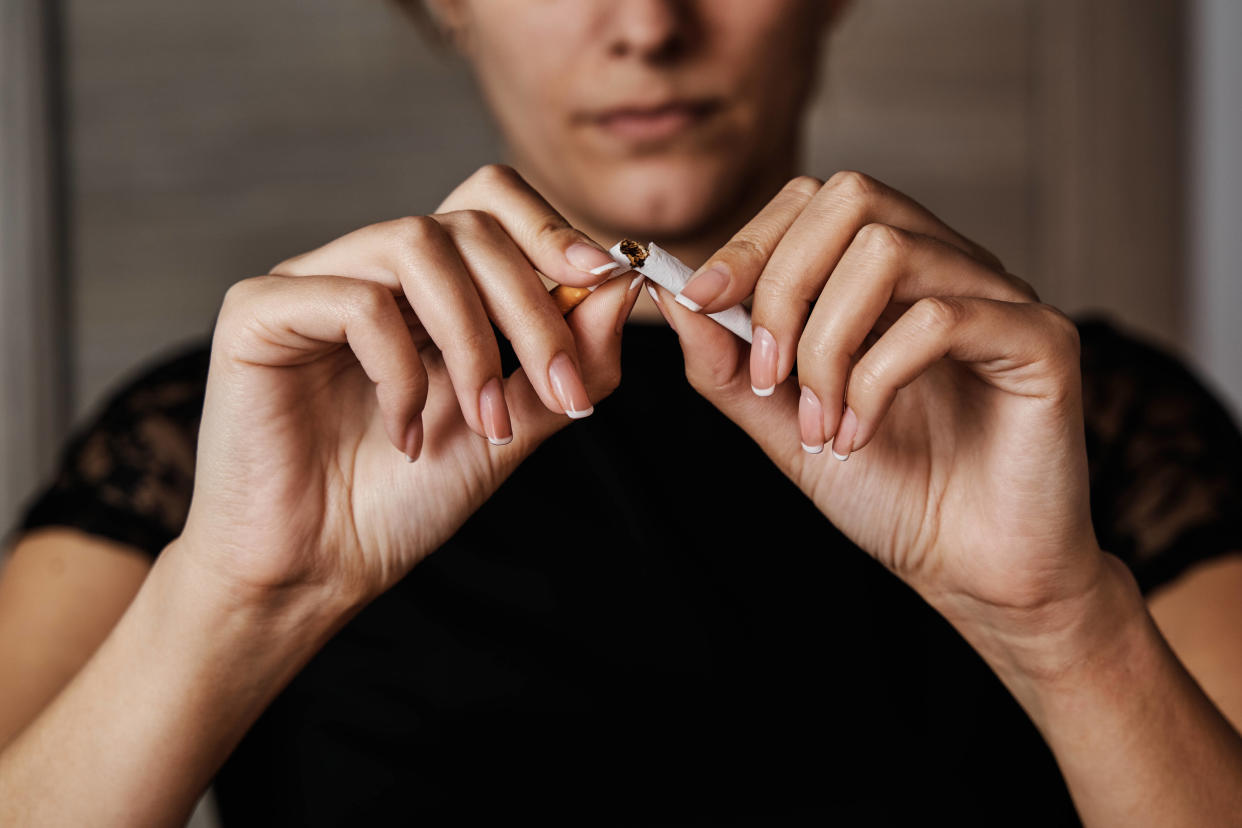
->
xmin=607 ymin=241 xmax=753 ymax=343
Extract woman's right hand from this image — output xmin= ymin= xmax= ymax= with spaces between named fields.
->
xmin=179 ymin=164 xmax=642 ymax=610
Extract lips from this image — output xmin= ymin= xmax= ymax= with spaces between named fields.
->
xmin=585 ymin=98 xmax=722 ymax=143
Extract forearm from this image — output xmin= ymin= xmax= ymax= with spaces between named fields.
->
xmin=965 ymin=554 xmax=1242 ymax=826
xmin=0 ymin=538 xmax=352 ymax=826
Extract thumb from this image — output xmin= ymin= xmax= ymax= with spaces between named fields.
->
xmin=649 ymin=282 xmax=806 ymax=474
xmin=500 ymin=270 xmax=645 ymax=454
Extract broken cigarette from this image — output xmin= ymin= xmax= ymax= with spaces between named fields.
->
xmin=547 ymin=241 xmax=752 ymax=343
xmin=608 ymin=240 xmax=753 ymax=342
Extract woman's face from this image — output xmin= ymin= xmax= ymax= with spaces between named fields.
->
xmin=438 ymin=0 xmax=835 ymax=240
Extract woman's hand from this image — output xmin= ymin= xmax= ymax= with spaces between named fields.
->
xmin=180 ymin=164 xmax=643 ymax=610
xmin=651 ymin=171 xmax=1109 ymax=673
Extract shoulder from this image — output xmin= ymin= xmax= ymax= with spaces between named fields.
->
xmin=16 ymin=340 xmax=212 ymax=557
xmin=1073 ymin=314 xmax=1242 ymax=593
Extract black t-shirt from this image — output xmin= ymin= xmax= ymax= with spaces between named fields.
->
xmin=16 ymin=318 xmax=1242 ymax=826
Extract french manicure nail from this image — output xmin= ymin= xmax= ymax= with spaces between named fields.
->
xmin=799 ymin=386 xmax=825 ymax=454
xmin=676 ymin=263 xmax=730 ymax=312
xmin=751 ymin=326 xmax=778 ymax=396
xmin=647 ymin=283 xmax=678 ymax=333
xmin=403 ymin=415 xmax=424 ymax=462
xmin=479 ymin=377 xmax=513 ymax=446
xmin=565 ymin=241 xmax=617 ymax=275
xmin=617 ymin=275 xmax=645 ymax=334
xmin=831 ymin=406 xmax=857 ymax=461
xmin=548 ymin=351 xmax=594 ymax=419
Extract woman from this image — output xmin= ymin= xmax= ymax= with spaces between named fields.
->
xmin=3 ymin=1 xmax=1242 ymax=824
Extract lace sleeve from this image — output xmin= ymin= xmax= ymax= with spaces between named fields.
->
xmin=15 ymin=343 xmax=210 ymax=557
xmin=1078 ymin=316 xmax=1242 ymax=594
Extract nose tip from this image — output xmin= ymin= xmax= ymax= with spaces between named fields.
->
xmin=604 ymin=0 xmax=692 ymax=61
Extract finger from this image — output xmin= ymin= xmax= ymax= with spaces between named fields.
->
xmin=498 ymin=270 xmax=647 ymax=453
xmin=437 ymin=209 xmax=593 ymax=418
xmin=217 ymin=274 xmax=429 ymax=459
xmin=272 ymin=216 xmax=509 ymax=444
xmin=751 ymin=170 xmax=1016 ymax=386
xmin=384 ymin=216 xmax=511 ymax=442
xmin=673 ymin=175 xmax=822 ymax=313
xmin=679 ymin=171 xmax=1009 ymax=318
xmin=652 ymin=280 xmax=809 ymax=477
xmin=796 ymin=224 xmax=1038 ymax=440
xmin=438 ymin=164 xmax=621 ymax=287
xmin=831 ymin=297 xmax=1080 ymax=458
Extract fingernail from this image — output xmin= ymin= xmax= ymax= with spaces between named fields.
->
xmin=479 ymin=377 xmax=513 ymax=446
xmin=799 ymin=386 xmax=825 ymax=454
xmin=750 ymin=326 xmax=777 ymax=396
xmin=565 ymin=242 xmax=618 ymax=275
xmin=676 ymin=263 xmax=729 ymax=313
xmin=831 ymin=406 xmax=857 ymax=461
xmin=647 ymin=283 xmax=678 ymax=333
xmin=403 ymin=415 xmax=424 ymax=462
xmin=548 ymin=351 xmax=594 ymax=419
xmin=616 ymin=275 xmax=645 ymax=334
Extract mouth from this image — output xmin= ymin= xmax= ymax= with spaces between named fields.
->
xmin=583 ymin=98 xmax=723 ymax=143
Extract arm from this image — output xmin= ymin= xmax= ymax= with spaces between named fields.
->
xmin=0 ymin=538 xmax=346 ymax=826
xmin=0 ymin=529 xmax=150 ymax=748
xmin=1148 ymin=553 xmax=1242 ymax=732
xmin=965 ymin=550 xmax=1242 ymax=827
xmin=653 ymin=170 xmax=1242 ymax=825
xmin=0 ymin=165 xmax=639 ymax=825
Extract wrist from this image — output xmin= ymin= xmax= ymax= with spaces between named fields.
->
xmin=161 ymin=534 xmax=364 ymax=641
xmin=936 ymin=550 xmax=1150 ymax=711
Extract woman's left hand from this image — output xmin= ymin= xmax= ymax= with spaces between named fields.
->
xmin=651 ymin=171 xmax=1113 ymax=670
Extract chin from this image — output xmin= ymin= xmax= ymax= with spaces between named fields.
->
xmin=580 ymin=155 xmax=742 ymax=241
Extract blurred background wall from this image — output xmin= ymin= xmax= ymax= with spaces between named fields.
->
xmin=1 ymin=1 xmax=1237 ymax=825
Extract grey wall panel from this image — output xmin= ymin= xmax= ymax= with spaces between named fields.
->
xmin=67 ymin=0 xmax=1198 ymax=421
xmin=1 ymin=0 xmax=66 ymax=538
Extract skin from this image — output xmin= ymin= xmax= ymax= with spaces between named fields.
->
xmin=3 ymin=1 xmax=1242 ymax=824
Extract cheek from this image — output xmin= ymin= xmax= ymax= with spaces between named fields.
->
xmin=713 ymin=1 xmax=819 ymax=116
xmin=467 ymin=4 xmax=595 ymax=114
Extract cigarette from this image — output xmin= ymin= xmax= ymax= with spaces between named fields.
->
xmin=547 ymin=260 xmax=624 ymax=314
xmin=547 ymin=241 xmax=752 ymax=344
xmin=549 ymin=284 xmax=597 ymax=315
xmin=608 ymin=240 xmax=753 ymax=343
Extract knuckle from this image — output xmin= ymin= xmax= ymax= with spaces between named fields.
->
xmin=783 ymin=175 xmax=824 ymax=197
xmin=444 ymin=325 xmax=499 ymax=367
xmin=441 ymin=208 xmax=498 ymax=236
xmin=972 ymin=243 xmax=1007 ymax=272
xmin=469 ymin=163 xmax=522 ymax=191
xmin=345 ymin=279 xmax=392 ymax=319
xmin=851 ymin=364 xmax=886 ymax=398
xmin=220 ymin=277 xmax=252 ymax=310
xmin=723 ymin=233 xmax=769 ymax=266
xmin=684 ymin=344 xmax=743 ymax=397
xmin=1038 ymin=303 xmax=1080 ymax=356
xmin=796 ymin=333 xmax=846 ymax=372
xmin=388 ymin=214 xmax=441 ymax=249
xmin=825 ymin=169 xmax=878 ymax=201
xmin=221 ymin=275 xmax=271 ymax=314
xmin=532 ymin=215 xmax=572 ymax=242
xmin=912 ymin=295 xmax=964 ymax=332
xmin=856 ymin=222 xmax=909 ymax=260
xmin=267 ymin=253 xmax=300 ymax=274
xmin=1004 ymin=271 xmax=1040 ymax=302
